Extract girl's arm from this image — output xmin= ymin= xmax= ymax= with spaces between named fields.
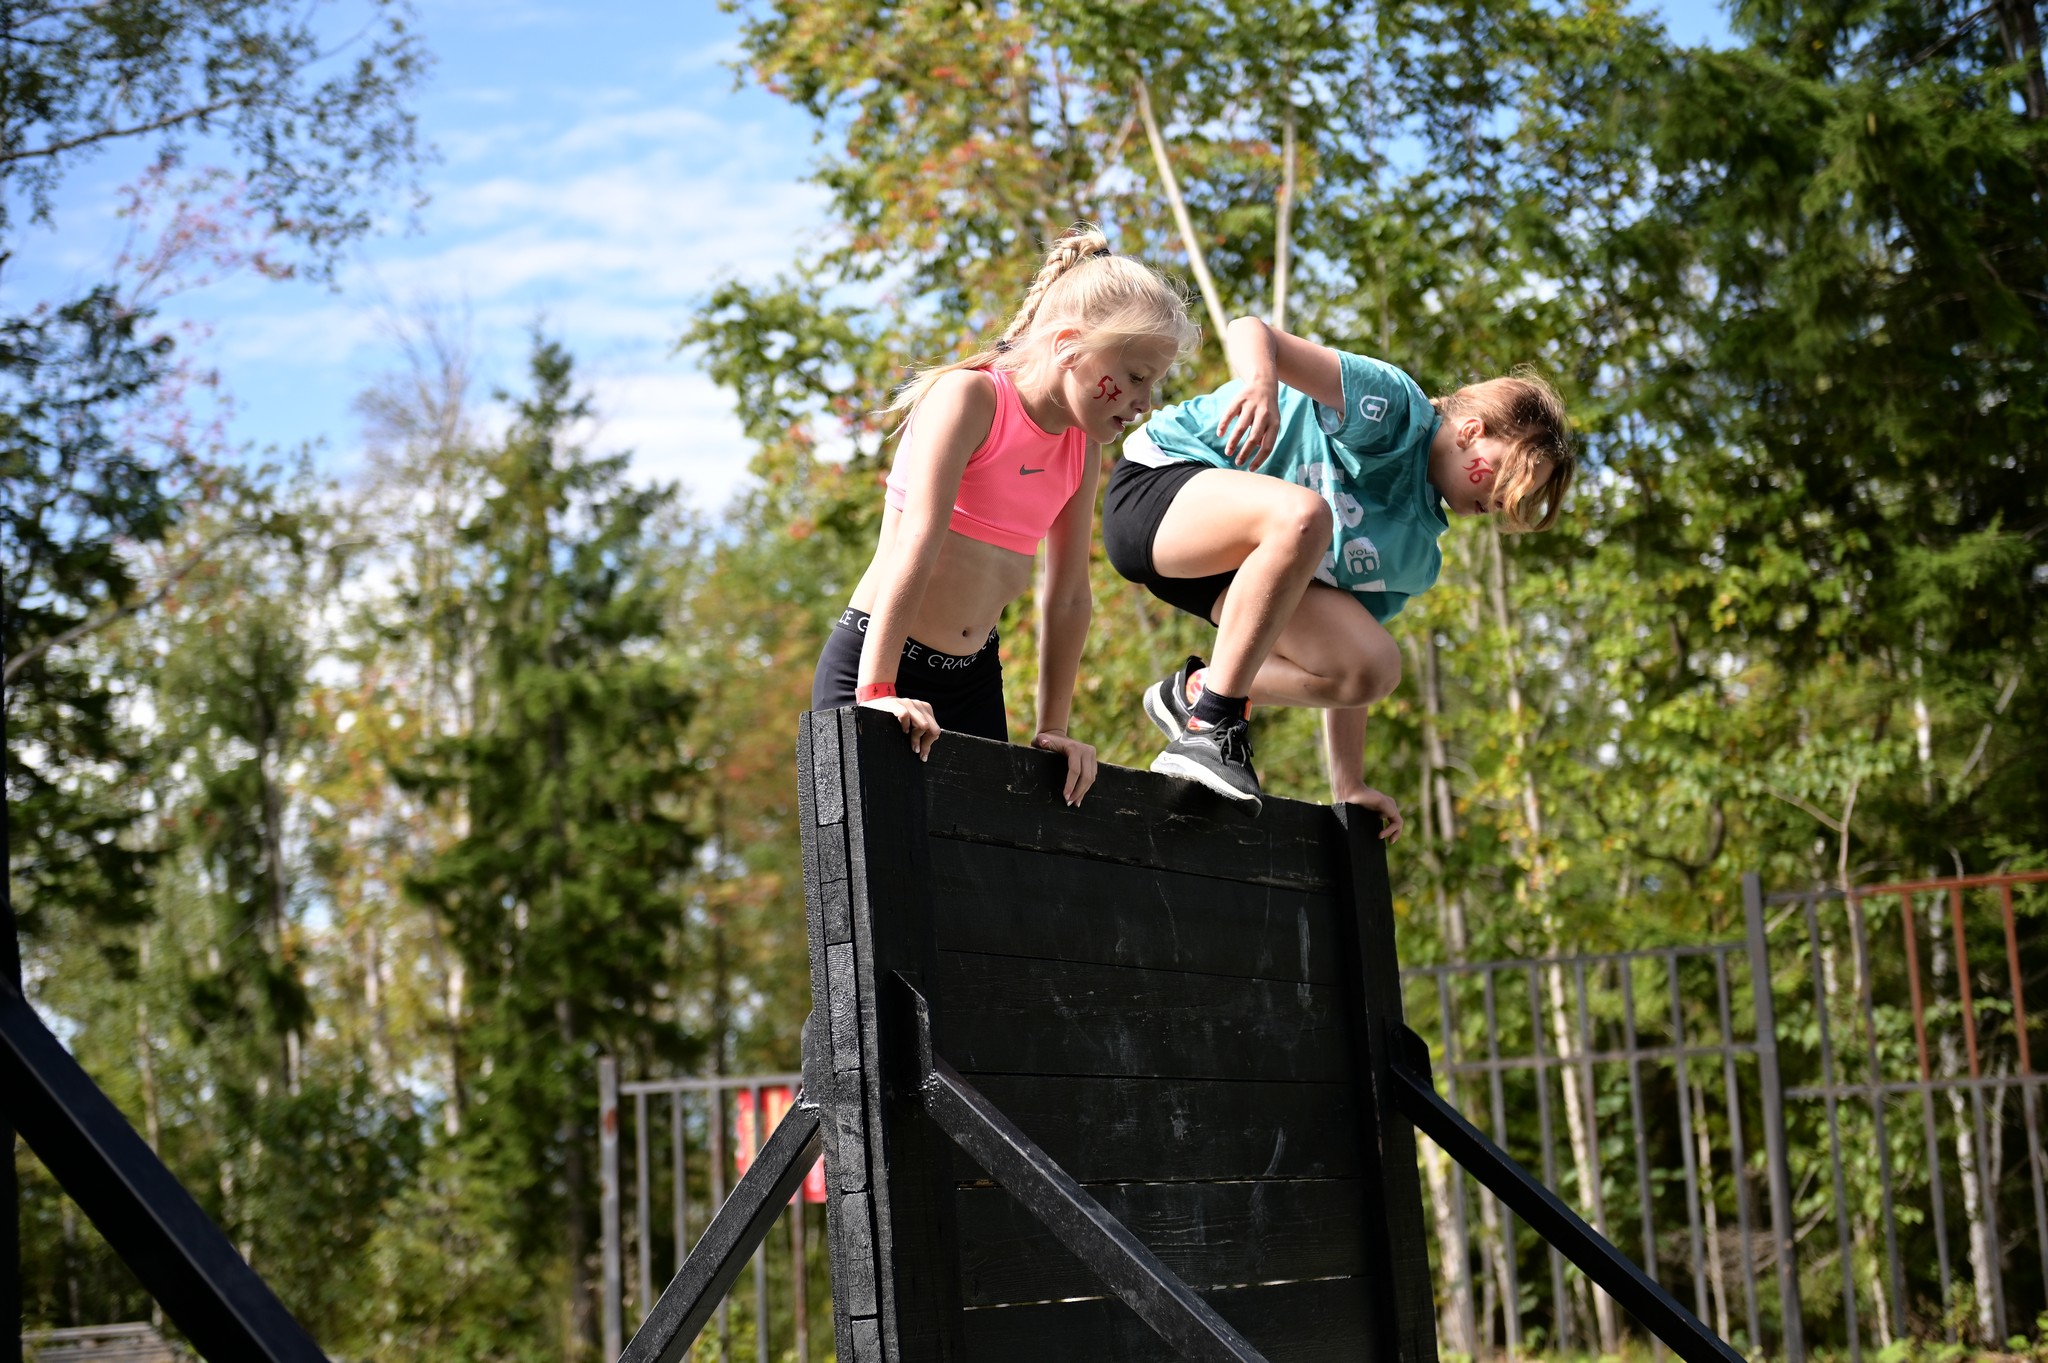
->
xmin=1031 ymin=449 xmax=1101 ymax=806
xmin=1321 ymin=706 xmax=1403 ymax=840
xmin=859 ymin=371 xmax=995 ymax=756
xmin=1217 ymin=316 xmax=1348 ymax=468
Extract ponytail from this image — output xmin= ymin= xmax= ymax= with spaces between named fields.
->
xmin=887 ymin=224 xmax=1195 ymax=416
xmin=1433 ymin=370 xmax=1577 ymax=533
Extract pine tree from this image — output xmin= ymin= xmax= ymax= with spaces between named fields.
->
xmin=399 ymin=338 xmax=703 ymax=1352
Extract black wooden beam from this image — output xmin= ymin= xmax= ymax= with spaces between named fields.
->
xmin=619 ymin=1099 xmax=824 ymax=1363
xmin=0 ymin=987 xmax=330 ymax=1363
xmin=1387 ymin=1031 xmax=1744 ymax=1363
xmin=834 ymin=707 xmax=967 ymax=1363
xmin=1331 ymin=805 xmax=1439 ymax=1363
xmin=898 ymin=977 xmax=1269 ymax=1363
xmin=6 ymin=741 xmax=23 ymax=1363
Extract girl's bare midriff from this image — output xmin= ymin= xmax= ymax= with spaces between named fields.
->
xmin=849 ymin=505 xmax=1034 ymax=650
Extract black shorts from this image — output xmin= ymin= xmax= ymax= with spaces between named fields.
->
xmin=810 ymin=607 xmax=1007 ymax=742
xmin=1102 ymin=457 xmax=1236 ymax=623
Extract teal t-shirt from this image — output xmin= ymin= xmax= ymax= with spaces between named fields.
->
xmin=1135 ymin=351 xmax=1448 ymax=621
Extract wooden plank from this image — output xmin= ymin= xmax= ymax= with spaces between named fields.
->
xmin=838 ymin=706 xmax=965 ymax=1362
xmin=945 ymin=1075 xmax=1361 ymax=1185
xmin=621 ymin=1105 xmax=823 ymax=1363
xmin=957 ymin=1177 xmax=1368 ymax=1307
xmin=937 ymin=952 xmax=1351 ymax=1083
xmin=1392 ymin=1042 xmax=1747 ymax=1363
xmin=796 ymin=720 xmax=839 ymax=1190
xmin=958 ymin=1277 xmax=1373 ymax=1363
xmin=1331 ymin=806 xmax=1439 ymax=1363
xmin=921 ymin=1053 xmax=1270 ymax=1363
xmin=826 ymin=942 xmax=860 ymax=1074
xmin=809 ymin=708 xmax=844 ymax=826
xmin=834 ymin=1190 xmax=879 ymax=1318
xmin=921 ymin=734 xmax=1340 ymax=892
xmin=927 ymin=839 xmax=1342 ymax=983
xmin=802 ymin=710 xmax=882 ymax=1361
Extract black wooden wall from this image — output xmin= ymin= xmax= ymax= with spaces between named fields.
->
xmin=798 ymin=706 xmax=1436 ymax=1363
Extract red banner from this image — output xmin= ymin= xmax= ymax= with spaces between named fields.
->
xmin=732 ymin=1086 xmax=826 ymax=1203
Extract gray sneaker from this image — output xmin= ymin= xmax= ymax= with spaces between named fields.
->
xmin=1152 ymin=715 xmax=1262 ymax=812
xmin=1142 ymin=656 xmax=1204 ymax=744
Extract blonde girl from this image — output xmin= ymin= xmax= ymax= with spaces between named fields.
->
xmin=811 ymin=224 xmax=1197 ymax=805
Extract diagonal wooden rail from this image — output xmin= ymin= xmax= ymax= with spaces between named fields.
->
xmin=2 ymin=984 xmax=330 ymax=1363
xmin=1388 ymin=1028 xmax=1746 ymax=1363
xmin=619 ymin=1093 xmax=824 ymax=1363
xmin=902 ymin=976 xmax=1269 ymax=1363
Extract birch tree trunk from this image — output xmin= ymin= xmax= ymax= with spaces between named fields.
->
xmin=1422 ymin=1137 xmax=1478 ymax=1357
xmin=1932 ymin=913 xmax=1997 ymax=1342
xmin=1694 ymin=1073 xmax=1733 ymax=1340
xmin=1271 ymin=94 xmax=1296 ymax=331
xmin=1132 ymin=77 xmax=1229 ymax=342
xmin=1487 ymin=523 xmax=1618 ymax=1352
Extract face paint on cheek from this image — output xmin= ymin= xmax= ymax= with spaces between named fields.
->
xmin=1463 ymin=455 xmax=1494 ymax=486
xmin=1093 ymin=376 xmax=1122 ymax=401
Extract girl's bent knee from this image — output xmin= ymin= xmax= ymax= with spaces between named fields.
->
xmin=1255 ymin=485 xmax=1327 ymax=527
xmin=1262 ymin=491 xmax=1330 ymax=554
xmin=1333 ymin=648 xmax=1401 ymax=707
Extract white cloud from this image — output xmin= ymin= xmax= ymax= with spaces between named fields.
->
xmin=551 ymin=106 xmax=728 ymax=155
xmin=588 ymin=366 xmax=756 ymax=510
xmin=12 ymin=5 xmax=832 ymax=517
xmin=673 ymin=38 xmax=743 ymax=75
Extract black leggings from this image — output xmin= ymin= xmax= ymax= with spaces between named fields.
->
xmin=810 ymin=607 xmax=1008 ymax=742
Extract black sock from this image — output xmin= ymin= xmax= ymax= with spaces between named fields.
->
xmin=1189 ymin=686 xmax=1248 ymax=729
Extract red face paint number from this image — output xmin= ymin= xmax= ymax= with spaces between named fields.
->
xmin=1093 ymin=376 xmax=1122 ymax=401
xmin=1464 ymin=456 xmax=1493 ymax=485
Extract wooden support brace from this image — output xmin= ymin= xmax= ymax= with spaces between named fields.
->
xmin=1388 ymin=1027 xmax=1745 ymax=1363
xmin=899 ymin=975 xmax=1270 ymax=1363
xmin=0 ymin=988 xmax=330 ymax=1363
xmin=619 ymin=1092 xmax=825 ymax=1363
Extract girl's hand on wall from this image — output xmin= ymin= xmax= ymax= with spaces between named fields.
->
xmin=1032 ymin=731 xmax=1098 ymax=807
xmin=1217 ymin=382 xmax=1282 ymax=469
xmin=1335 ymin=783 xmax=1403 ymax=841
xmin=862 ymin=696 xmax=942 ymax=759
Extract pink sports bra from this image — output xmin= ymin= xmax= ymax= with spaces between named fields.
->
xmin=884 ymin=368 xmax=1090 ymax=555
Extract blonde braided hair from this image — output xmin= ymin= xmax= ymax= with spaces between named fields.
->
xmin=888 ymin=224 xmax=1198 ymax=416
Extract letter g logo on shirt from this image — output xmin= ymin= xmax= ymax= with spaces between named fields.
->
xmin=1359 ymin=394 xmax=1388 ymax=423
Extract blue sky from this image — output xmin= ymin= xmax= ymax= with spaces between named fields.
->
xmin=8 ymin=0 xmax=1733 ymax=514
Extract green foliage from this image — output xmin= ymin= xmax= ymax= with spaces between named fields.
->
xmin=2 ymin=0 xmax=429 ymax=266
xmin=704 ymin=0 xmax=2046 ymax=961
xmin=394 ymin=337 xmax=704 ymax=1340
xmin=11 ymin=0 xmax=2047 ymax=1354
xmin=3 ymin=289 xmax=180 ymax=941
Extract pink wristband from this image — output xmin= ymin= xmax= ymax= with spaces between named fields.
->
xmin=856 ymin=682 xmax=898 ymax=702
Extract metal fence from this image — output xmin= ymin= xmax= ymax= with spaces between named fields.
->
xmin=596 ymin=1064 xmax=826 ymax=1363
xmin=1407 ymin=868 xmax=2048 ymax=1362
xmin=599 ymin=868 xmax=2048 ymax=1362
xmin=1763 ymin=870 xmax=2048 ymax=1359
xmin=1408 ymin=925 xmax=1791 ymax=1359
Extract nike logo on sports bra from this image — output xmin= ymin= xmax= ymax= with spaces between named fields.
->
xmin=1019 ymin=464 xmax=1044 ymax=475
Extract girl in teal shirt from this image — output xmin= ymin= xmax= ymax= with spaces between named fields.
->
xmin=1101 ymin=316 xmax=1575 ymax=819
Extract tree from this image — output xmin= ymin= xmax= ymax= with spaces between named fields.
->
xmin=3 ymin=0 xmax=428 ymax=261
xmin=1633 ymin=0 xmax=2048 ymax=877
xmin=398 ymin=338 xmax=703 ymax=1354
xmin=3 ymin=291 xmax=179 ymax=940
xmin=5 ymin=0 xmax=431 ymax=934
